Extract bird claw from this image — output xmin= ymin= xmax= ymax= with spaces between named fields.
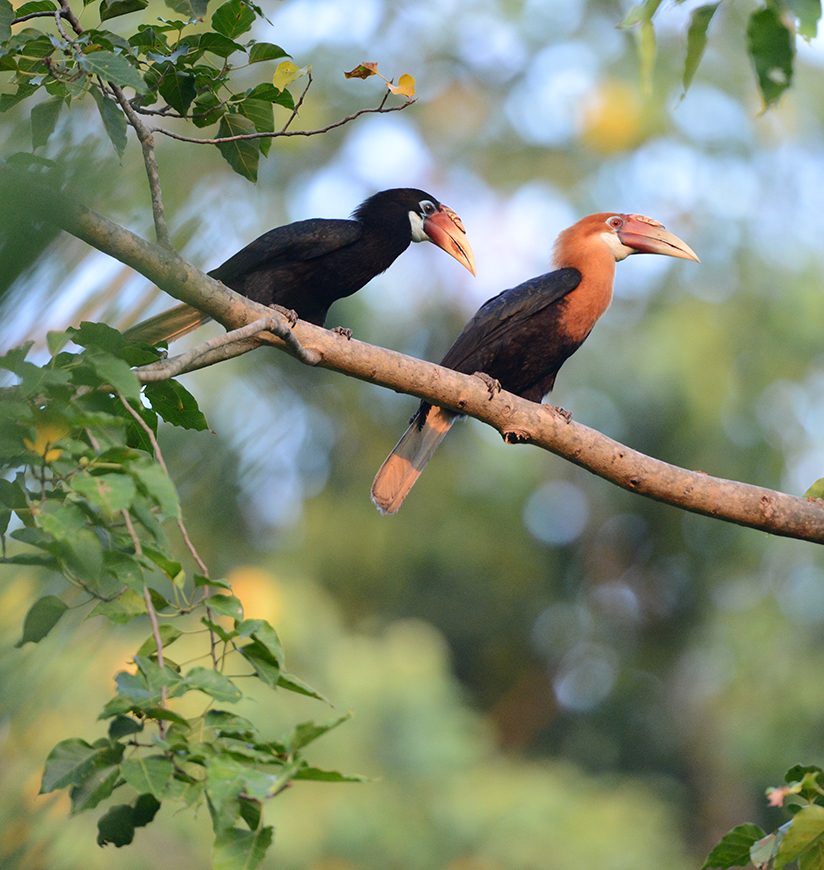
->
xmin=270 ymin=304 xmax=299 ymax=327
xmin=503 ymin=429 xmax=530 ymax=445
xmin=551 ymin=404 xmax=573 ymax=423
xmin=332 ymin=326 xmax=353 ymax=340
xmin=473 ymin=371 xmax=501 ymax=399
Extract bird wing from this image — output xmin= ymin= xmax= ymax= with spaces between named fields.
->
xmin=209 ymin=218 xmax=363 ymax=283
xmin=440 ymin=267 xmax=582 ymax=373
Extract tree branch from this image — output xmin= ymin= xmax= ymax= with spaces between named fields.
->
xmin=152 ymin=98 xmax=414 ymax=145
xmin=12 ymin=171 xmax=824 ymax=544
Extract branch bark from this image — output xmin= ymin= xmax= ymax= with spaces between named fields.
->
xmin=10 ymin=169 xmax=824 ymax=544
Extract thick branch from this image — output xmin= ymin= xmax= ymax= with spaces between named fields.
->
xmin=15 ymin=172 xmax=824 ymax=544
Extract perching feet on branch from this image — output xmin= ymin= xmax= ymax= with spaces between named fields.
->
xmin=473 ymin=371 xmax=501 ymax=399
xmin=333 ymin=326 xmax=353 ymax=340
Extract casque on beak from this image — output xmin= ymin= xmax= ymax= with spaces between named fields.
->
xmin=423 ymin=205 xmax=477 ymax=276
xmin=617 ymin=215 xmax=700 ymax=262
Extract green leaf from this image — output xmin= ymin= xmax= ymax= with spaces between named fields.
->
xmin=158 ymin=64 xmax=196 ymax=115
xmin=79 ymin=50 xmax=148 ymax=93
xmin=0 ymin=0 xmax=16 ymax=43
xmin=277 ymin=672 xmax=330 ymax=704
xmin=682 ymin=4 xmax=720 ymax=95
xmin=204 ymin=710 xmax=257 ymax=737
xmin=800 ymin=838 xmax=824 ymax=870
xmin=216 ymin=113 xmax=259 ymax=182
xmin=15 ymin=0 xmax=56 ymax=12
xmin=90 ymin=85 xmax=128 ymax=159
xmin=82 ymin=348 xmax=140 ymax=399
xmin=790 ymin=0 xmax=822 ymax=40
xmin=143 ymin=546 xmax=183 ymax=582
xmin=248 ymin=42 xmax=288 ymax=63
xmin=246 ymin=82 xmax=295 ymax=109
xmin=108 ymin=715 xmax=143 ymax=739
xmin=46 ymin=329 xmax=72 ymax=355
xmin=238 ymin=797 xmax=261 ymax=831
xmin=71 ymin=471 xmax=137 ymax=514
xmin=97 ymin=803 xmax=135 ymax=847
xmin=776 ymin=805 xmax=824 ymax=869
xmin=133 ymin=792 xmax=161 ymax=827
xmin=620 ymin=0 xmax=662 ymax=28
xmin=40 ymin=738 xmax=123 ymax=793
xmin=184 ymin=667 xmax=242 ymax=702
xmin=213 ymin=825 xmax=274 ymax=870
xmin=143 ymin=380 xmax=208 ymax=430
xmin=238 ymin=641 xmax=279 ymax=687
xmin=199 ymin=31 xmax=245 ymax=57
xmin=120 ymin=755 xmax=173 ymax=799
xmin=805 ymin=478 xmax=824 ymax=499
xmin=751 ymin=832 xmax=778 ymax=867
xmin=236 ymin=619 xmax=283 ymax=665
xmin=702 ymin=823 xmax=767 ymax=870
xmin=211 ymin=0 xmax=256 ymax=38
xmin=293 ymin=765 xmax=366 ymax=783
xmin=206 ymin=594 xmax=244 ymax=621
xmin=15 ymin=595 xmax=68 ymax=647
xmin=92 ymin=588 xmax=146 ymax=624
xmin=31 ymin=98 xmax=63 ymax=150
xmin=163 ymin=0 xmax=208 ymax=16
xmin=100 ymin=0 xmax=148 ymax=21
xmin=70 ymin=321 xmax=126 ymax=354
xmin=136 ymin=625 xmax=183 ymax=657
xmin=60 ymin=528 xmax=104 ymax=581
xmin=747 ymin=6 xmax=794 ymax=108
xmin=239 ymin=97 xmax=273 ymax=156
xmin=289 ymin=715 xmax=349 ymax=752
xmin=69 ymin=765 xmax=121 ymax=813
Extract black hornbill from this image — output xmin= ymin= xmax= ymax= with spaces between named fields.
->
xmin=371 ymin=212 xmax=699 ymax=514
xmin=126 ymin=188 xmax=476 ymax=344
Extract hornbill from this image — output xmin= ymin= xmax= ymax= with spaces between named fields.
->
xmin=125 ymin=188 xmax=476 ymax=344
xmin=371 ymin=212 xmax=699 ymax=515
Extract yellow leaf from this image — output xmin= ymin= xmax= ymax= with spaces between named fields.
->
xmin=344 ymin=62 xmax=379 ymax=80
xmin=24 ymin=419 xmax=69 ymax=463
xmin=273 ymin=60 xmax=307 ymax=92
xmin=387 ymin=73 xmax=415 ymax=98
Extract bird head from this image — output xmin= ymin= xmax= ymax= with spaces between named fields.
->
xmin=363 ymin=188 xmax=476 ymax=276
xmin=554 ymin=212 xmax=699 ymax=267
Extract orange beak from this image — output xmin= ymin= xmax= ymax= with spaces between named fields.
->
xmin=618 ymin=216 xmax=700 ymax=262
xmin=423 ymin=205 xmax=477 ymax=276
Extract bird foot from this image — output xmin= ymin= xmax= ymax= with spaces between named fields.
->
xmin=503 ymin=429 xmax=530 ymax=444
xmin=332 ymin=326 xmax=353 ymax=340
xmin=270 ymin=304 xmax=299 ymax=327
xmin=550 ymin=404 xmax=572 ymax=423
xmin=473 ymin=371 xmax=501 ymax=400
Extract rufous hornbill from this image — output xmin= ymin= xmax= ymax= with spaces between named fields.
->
xmin=125 ymin=188 xmax=476 ymax=345
xmin=371 ymin=212 xmax=699 ymax=515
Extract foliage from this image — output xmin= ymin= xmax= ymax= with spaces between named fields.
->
xmin=0 ymin=325 xmax=359 ymax=868
xmin=623 ymin=0 xmax=817 ymax=108
xmin=0 ymin=0 xmax=409 ymax=182
xmin=702 ymin=768 xmax=824 ymax=870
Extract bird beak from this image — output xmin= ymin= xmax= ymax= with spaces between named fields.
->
xmin=618 ymin=216 xmax=700 ymax=262
xmin=423 ymin=205 xmax=477 ymax=276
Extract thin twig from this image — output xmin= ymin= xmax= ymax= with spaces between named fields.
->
xmin=280 ymin=70 xmax=312 ymax=133
xmin=134 ymin=313 xmax=320 ymax=383
xmin=153 ymin=99 xmax=415 ymax=145
xmin=122 ymin=508 xmax=168 ymax=739
xmin=108 ymin=84 xmax=171 ymax=249
xmin=11 ymin=10 xmax=55 ymax=24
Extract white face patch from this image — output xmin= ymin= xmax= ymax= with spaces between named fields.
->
xmin=600 ymin=230 xmax=633 ymax=262
xmin=409 ymin=210 xmax=428 ymax=243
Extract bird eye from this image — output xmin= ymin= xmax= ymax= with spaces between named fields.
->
xmin=606 ymin=216 xmax=624 ymax=230
xmin=419 ymin=200 xmax=436 ymax=216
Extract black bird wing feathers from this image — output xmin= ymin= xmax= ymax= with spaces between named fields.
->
xmin=439 ymin=267 xmax=582 ymax=383
xmin=209 ymin=218 xmax=363 ymax=283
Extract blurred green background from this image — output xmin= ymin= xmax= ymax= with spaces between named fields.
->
xmin=4 ymin=0 xmax=824 ymax=867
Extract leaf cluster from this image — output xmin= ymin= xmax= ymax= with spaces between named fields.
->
xmin=0 ymin=0 xmax=294 ymax=179
xmin=623 ymin=0 xmax=819 ymax=108
xmin=0 ymin=324 xmax=360 ymax=868
xmin=703 ymin=766 xmax=824 ymax=869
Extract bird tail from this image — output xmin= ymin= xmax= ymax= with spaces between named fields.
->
xmin=123 ymin=303 xmax=209 ymax=345
xmin=371 ymin=406 xmax=456 ymax=515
